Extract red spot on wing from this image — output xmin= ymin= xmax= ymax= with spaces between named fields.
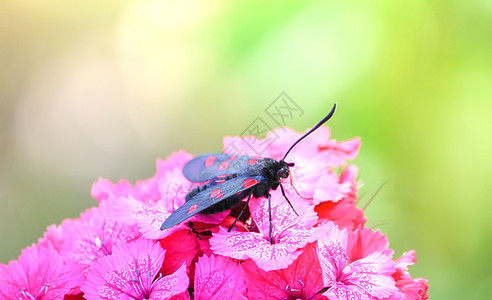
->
xmin=247 ymin=158 xmax=258 ymax=165
xmin=242 ymin=178 xmax=259 ymax=189
xmin=188 ymin=204 xmax=198 ymax=214
xmin=215 ymin=179 xmax=226 ymax=184
xmin=210 ymin=188 xmax=225 ymax=199
xmin=205 ymin=156 xmax=216 ymax=167
xmin=217 ymin=174 xmax=230 ymax=179
xmin=229 ymin=155 xmax=237 ymax=161
xmin=218 ymin=161 xmax=229 ymax=171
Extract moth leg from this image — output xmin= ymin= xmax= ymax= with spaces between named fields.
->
xmin=268 ymin=193 xmax=273 ymax=244
xmin=228 ymin=193 xmax=252 ymax=232
xmin=280 ymin=184 xmax=298 ymax=216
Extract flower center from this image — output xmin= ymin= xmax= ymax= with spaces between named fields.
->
xmin=285 ymin=279 xmax=306 ymax=299
xmin=127 ymin=268 xmax=163 ymax=300
xmin=20 ymin=284 xmax=49 ymax=300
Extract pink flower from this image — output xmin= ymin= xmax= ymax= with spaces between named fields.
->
xmin=0 ymin=243 xmax=84 ymax=300
xmin=81 ymin=237 xmax=189 ymax=300
xmin=315 ymin=164 xmax=367 ymax=230
xmin=53 ymin=201 xmax=141 ymax=276
xmin=209 ymin=190 xmax=322 ymax=271
xmin=242 ymin=243 xmax=325 ymax=300
xmin=388 ymin=250 xmax=429 ymax=300
xmin=316 ymin=225 xmax=398 ymax=299
xmin=5 ymin=123 xmax=428 ymax=299
xmin=194 ymin=254 xmax=247 ymax=299
xmin=347 ymin=227 xmax=393 ymax=262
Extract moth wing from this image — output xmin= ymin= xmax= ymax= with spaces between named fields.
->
xmin=183 ymin=153 xmax=263 ymax=182
xmin=160 ymin=175 xmax=264 ymax=230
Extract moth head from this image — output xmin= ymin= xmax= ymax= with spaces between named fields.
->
xmin=278 ymin=161 xmax=294 ymax=179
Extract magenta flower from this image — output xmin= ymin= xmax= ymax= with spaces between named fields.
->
xmin=209 ymin=190 xmax=322 ymax=271
xmin=0 ymin=243 xmax=84 ymax=300
xmin=81 ymin=237 xmax=189 ymax=300
xmin=317 ymin=225 xmax=398 ymax=299
xmin=241 ymin=243 xmax=325 ymax=299
xmin=4 ymin=123 xmax=428 ymax=299
xmin=315 ymin=164 xmax=367 ymax=230
xmin=52 ymin=201 xmax=141 ymax=276
xmin=389 ymin=250 xmax=429 ymax=300
xmin=194 ymin=254 xmax=247 ymax=299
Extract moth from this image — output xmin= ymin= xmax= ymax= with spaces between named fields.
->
xmin=160 ymin=104 xmax=337 ymax=242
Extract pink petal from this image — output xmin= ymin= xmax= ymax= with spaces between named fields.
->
xmin=149 ymin=264 xmax=190 ymax=299
xmin=315 ymin=197 xmax=367 ymax=230
xmin=194 ymin=255 xmax=247 ymax=300
xmin=248 ymin=191 xmax=318 ymax=236
xmin=396 ymin=277 xmax=428 ymax=300
xmin=390 ymin=250 xmax=429 ymax=300
xmin=318 ymin=137 xmax=361 ymax=167
xmin=313 ymin=164 xmax=358 ymax=205
xmin=38 ymin=223 xmax=66 ymax=251
xmin=210 ymin=227 xmax=304 ymax=271
xmin=316 ymin=225 xmax=349 ymax=286
xmin=265 ymin=127 xmax=332 ymax=161
xmin=160 ymin=230 xmax=199 ymax=276
xmin=155 ymin=150 xmax=193 ymax=177
xmin=340 ymin=164 xmax=358 ymax=187
xmin=394 ymin=250 xmax=417 ymax=271
xmin=91 ymin=178 xmax=133 ymax=203
xmin=242 ymin=244 xmax=325 ymax=299
xmin=347 ymin=227 xmax=392 ymax=263
xmin=313 ymin=172 xmax=352 ymax=204
xmin=323 ymin=283 xmax=374 ymax=300
xmin=341 ymin=251 xmax=398 ymax=299
xmin=92 ymin=150 xmax=193 ymax=207
xmin=135 ymin=204 xmax=182 ymax=240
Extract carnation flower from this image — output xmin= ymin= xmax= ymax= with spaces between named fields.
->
xmin=209 ymin=188 xmax=322 ymax=271
xmin=242 ymin=243 xmax=325 ymax=299
xmin=0 ymin=124 xmax=428 ymax=299
xmin=0 ymin=243 xmax=84 ymax=299
xmin=317 ymin=225 xmax=398 ymax=299
xmin=81 ymin=237 xmax=189 ymax=299
xmin=389 ymin=250 xmax=429 ymax=300
xmin=48 ymin=200 xmax=141 ymax=276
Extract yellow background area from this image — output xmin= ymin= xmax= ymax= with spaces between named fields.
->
xmin=1 ymin=1 xmax=491 ymax=298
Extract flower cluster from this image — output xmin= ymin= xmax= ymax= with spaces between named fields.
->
xmin=0 ymin=126 xmax=428 ymax=299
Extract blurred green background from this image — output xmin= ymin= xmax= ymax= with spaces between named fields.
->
xmin=1 ymin=0 xmax=491 ymax=298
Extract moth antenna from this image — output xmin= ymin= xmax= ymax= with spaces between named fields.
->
xmin=280 ymin=184 xmax=299 ymax=216
xmin=289 ymin=174 xmax=313 ymax=200
xmin=281 ymin=103 xmax=337 ymax=161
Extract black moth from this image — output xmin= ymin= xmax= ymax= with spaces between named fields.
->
xmin=160 ymin=103 xmax=337 ymax=243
